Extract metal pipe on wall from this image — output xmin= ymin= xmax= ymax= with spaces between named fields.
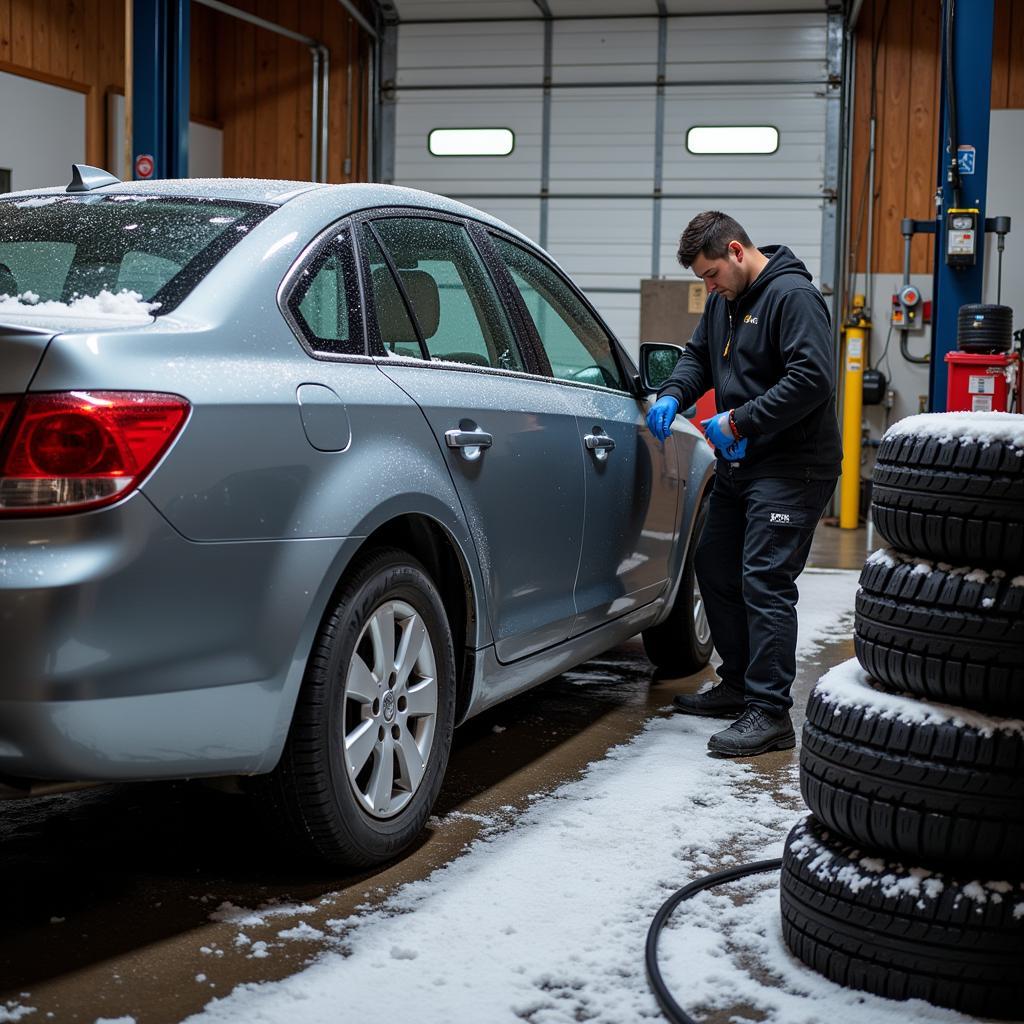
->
xmin=333 ymin=2 xmax=382 ymax=183
xmin=320 ymin=46 xmax=330 ymax=183
xmin=864 ymin=116 xmax=876 ymax=317
xmin=345 ymin=22 xmax=354 ymax=178
xmin=310 ymin=47 xmax=321 ymax=180
xmin=337 ymin=0 xmax=378 ymax=41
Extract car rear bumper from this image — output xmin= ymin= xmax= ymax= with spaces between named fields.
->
xmin=0 ymin=493 xmax=348 ymax=781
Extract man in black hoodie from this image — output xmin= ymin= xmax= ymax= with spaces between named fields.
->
xmin=647 ymin=211 xmax=841 ymax=756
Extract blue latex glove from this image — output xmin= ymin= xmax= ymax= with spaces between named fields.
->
xmin=701 ymin=413 xmax=734 ymax=453
xmin=701 ymin=413 xmax=749 ymax=461
xmin=723 ymin=437 xmax=748 ymax=461
xmin=646 ymin=396 xmax=679 ymax=442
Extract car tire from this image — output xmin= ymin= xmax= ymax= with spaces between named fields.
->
xmin=871 ymin=428 xmax=1024 ymax=569
xmin=254 ymin=547 xmax=456 ymax=868
xmin=780 ymin=816 xmax=1024 ymax=1020
xmin=642 ymin=492 xmax=713 ymax=677
xmin=854 ymin=549 xmax=1024 ymax=713
xmin=800 ymin=674 xmax=1024 ymax=871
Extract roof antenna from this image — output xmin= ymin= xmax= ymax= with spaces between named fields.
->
xmin=67 ymin=164 xmax=122 ymax=193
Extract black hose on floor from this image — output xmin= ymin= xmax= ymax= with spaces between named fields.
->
xmin=645 ymin=857 xmax=784 ymax=1024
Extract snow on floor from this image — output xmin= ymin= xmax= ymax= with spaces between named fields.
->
xmin=172 ymin=570 xmax=967 ymax=1024
xmin=180 ymin=569 xmax=967 ymax=1024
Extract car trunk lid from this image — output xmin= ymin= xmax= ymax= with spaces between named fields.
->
xmin=0 ymin=320 xmax=57 ymax=394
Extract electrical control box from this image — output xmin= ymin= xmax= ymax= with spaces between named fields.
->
xmin=946 ymin=208 xmax=979 ymax=267
xmin=891 ymin=283 xmax=922 ymax=329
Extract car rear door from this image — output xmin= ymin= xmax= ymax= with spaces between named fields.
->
xmin=486 ymin=232 xmax=682 ymax=635
xmin=355 ymin=212 xmax=585 ymax=664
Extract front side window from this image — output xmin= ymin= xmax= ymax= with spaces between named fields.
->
xmin=0 ymin=195 xmax=272 ymax=315
xmin=491 ymin=235 xmax=626 ymax=391
xmin=362 ymin=216 xmax=524 ymax=373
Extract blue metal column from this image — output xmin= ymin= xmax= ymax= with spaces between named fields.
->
xmin=929 ymin=0 xmax=994 ymax=410
xmin=132 ymin=0 xmax=190 ymax=180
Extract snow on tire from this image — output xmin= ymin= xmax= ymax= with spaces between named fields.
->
xmin=780 ymin=815 xmax=1024 ymax=1020
xmin=800 ymin=659 xmax=1024 ymax=871
xmin=871 ymin=412 xmax=1024 ymax=570
xmin=854 ymin=547 xmax=1024 ymax=714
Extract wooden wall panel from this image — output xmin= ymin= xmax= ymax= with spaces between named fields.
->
xmin=190 ymin=4 xmax=219 ymax=125
xmin=1006 ymin=0 xmax=1024 ymax=108
xmin=0 ymin=0 xmax=123 ymax=168
xmin=876 ymin=0 xmax=911 ymax=276
xmin=850 ymin=0 xmax=1021 ymax=279
xmin=0 ymin=0 xmax=372 ymax=185
xmin=210 ymin=0 xmax=371 ymax=182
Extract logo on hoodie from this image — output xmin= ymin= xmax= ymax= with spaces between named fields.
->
xmin=743 ymin=313 xmax=759 ymax=325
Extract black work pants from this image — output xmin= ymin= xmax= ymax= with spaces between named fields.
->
xmin=693 ymin=470 xmax=836 ymax=715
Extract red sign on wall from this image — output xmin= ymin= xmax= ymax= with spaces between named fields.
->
xmin=134 ymin=154 xmax=155 ymax=180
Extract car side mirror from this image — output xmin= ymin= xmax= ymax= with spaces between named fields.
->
xmin=638 ymin=342 xmax=685 ymax=393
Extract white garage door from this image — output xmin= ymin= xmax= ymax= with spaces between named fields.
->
xmin=390 ymin=1 xmax=837 ymax=357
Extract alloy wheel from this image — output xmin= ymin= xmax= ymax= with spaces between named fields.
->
xmin=693 ymin=577 xmax=711 ymax=647
xmin=342 ymin=599 xmax=438 ymax=818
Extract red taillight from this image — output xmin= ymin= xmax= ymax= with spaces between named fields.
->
xmin=0 ymin=392 xmax=190 ymax=516
xmin=0 ymin=398 xmax=17 ymax=440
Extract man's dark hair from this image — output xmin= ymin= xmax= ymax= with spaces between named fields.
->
xmin=676 ymin=211 xmax=753 ymax=268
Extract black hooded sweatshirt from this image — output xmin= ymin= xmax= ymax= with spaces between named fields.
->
xmin=657 ymin=245 xmax=842 ymax=480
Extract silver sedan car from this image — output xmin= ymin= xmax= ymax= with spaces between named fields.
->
xmin=0 ymin=166 xmax=713 ymax=866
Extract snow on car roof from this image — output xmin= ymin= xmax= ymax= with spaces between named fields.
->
xmin=1 ymin=179 xmax=538 ymax=248
xmin=3 ymin=177 xmax=321 ymax=205
xmin=6 ymin=178 xmax=536 ymax=237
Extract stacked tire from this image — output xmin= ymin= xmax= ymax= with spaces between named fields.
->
xmin=781 ymin=411 xmax=1024 ymax=1020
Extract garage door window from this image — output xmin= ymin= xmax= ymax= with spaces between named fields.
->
xmin=428 ymin=128 xmax=515 ymax=157
xmin=364 ymin=217 xmax=524 ymax=372
xmin=686 ymin=126 xmax=779 ymax=155
xmin=491 ymin=235 xmax=626 ymax=392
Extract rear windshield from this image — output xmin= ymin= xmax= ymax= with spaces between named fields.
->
xmin=0 ymin=195 xmax=273 ymax=316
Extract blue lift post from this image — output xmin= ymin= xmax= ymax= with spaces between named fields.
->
xmin=132 ymin=0 xmax=190 ymax=181
xmin=929 ymin=0 xmax=995 ymax=411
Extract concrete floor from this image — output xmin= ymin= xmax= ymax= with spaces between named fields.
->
xmin=0 ymin=523 xmax=870 ymax=1024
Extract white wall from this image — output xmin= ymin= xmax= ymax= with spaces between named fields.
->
xmin=982 ymin=109 xmax=1024 ymax=320
xmin=0 ymin=71 xmax=86 ymax=192
xmin=107 ymin=94 xmax=223 ymax=180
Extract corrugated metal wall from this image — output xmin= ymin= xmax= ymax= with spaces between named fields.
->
xmin=391 ymin=7 xmax=831 ymax=355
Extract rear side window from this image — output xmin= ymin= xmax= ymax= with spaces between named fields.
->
xmin=0 ymin=195 xmax=272 ymax=315
xmin=360 ymin=228 xmax=423 ymax=360
xmin=362 ymin=216 xmax=525 ymax=372
xmin=286 ymin=227 xmax=363 ymax=356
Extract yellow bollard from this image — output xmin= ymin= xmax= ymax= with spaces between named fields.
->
xmin=839 ymin=297 xmax=870 ymax=529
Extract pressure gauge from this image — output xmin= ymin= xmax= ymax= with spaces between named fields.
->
xmin=946 ymin=208 xmax=979 ymax=267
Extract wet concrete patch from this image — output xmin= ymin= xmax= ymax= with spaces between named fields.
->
xmin=0 ymin=630 xmax=855 ymax=1023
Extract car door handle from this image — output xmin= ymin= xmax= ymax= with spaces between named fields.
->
xmin=445 ymin=428 xmax=493 ymax=461
xmin=584 ymin=432 xmax=615 ymax=461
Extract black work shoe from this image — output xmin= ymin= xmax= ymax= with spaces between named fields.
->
xmin=706 ymin=706 xmax=796 ymax=757
xmin=672 ymin=684 xmax=746 ymax=718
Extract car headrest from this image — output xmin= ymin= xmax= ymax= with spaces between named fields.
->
xmin=370 ymin=266 xmax=440 ymax=342
xmin=396 ymin=269 xmax=441 ymax=338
